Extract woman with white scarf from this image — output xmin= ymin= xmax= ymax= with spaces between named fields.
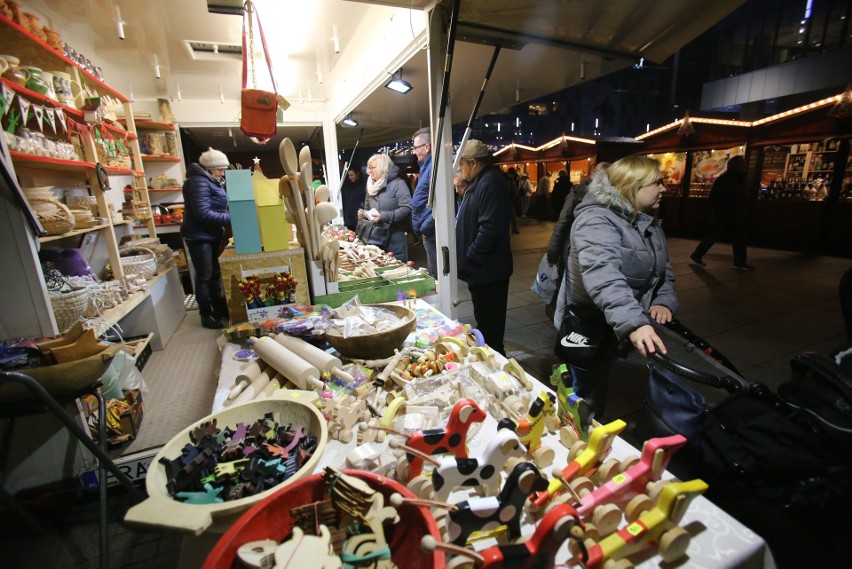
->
xmin=358 ymin=153 xmax=412 ymax=261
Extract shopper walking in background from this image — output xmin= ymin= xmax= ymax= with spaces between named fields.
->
xmin=690 ymin=155 xmax=753 ymax=270
xmin=535 ymin=170 xmax=552 ymax=219
xmin=556 ymin=156 xmax=678 ymax=420
xmin=506 ymin=167 xmax=520 ymax=234
xmin=340 ymin=165 xmax=366 ymax=232
xmin=519 ymin=171 xmax=532 ymax=217
xmin=359 ymin=153 xmax=412 ymax=261
xmin=550 ymin=169 xmax=572 ymax=221
xmin=181 ymin=147 xmax=232 ymax=329
xmin=410 ymin=127 xmax=437 ymax=277
xmin=456 ymin=140 xmax=514 ymax=355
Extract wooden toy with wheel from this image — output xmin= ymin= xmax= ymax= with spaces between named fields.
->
xmin=498 ymin=392 xmax=558 ymax=469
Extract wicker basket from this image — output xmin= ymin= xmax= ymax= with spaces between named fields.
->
xmin=31 ymin=198 xmax=76 ymax=235
xmin=49 ymin=287 xmax=88 ymax=333
xmin=120 ymin=247 xmax=158 ymax=278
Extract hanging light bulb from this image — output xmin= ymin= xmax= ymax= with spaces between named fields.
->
xmin=154 ymin=54 xmax=161 ymax=79
xmin=515 ymin=77 xmax=520 ymax=102
xmin=176 ymin=82 xmax=182 ymax=101
xmin=316 ymin=62 xmax=323 ymax=85
xmin=219 ymin=84 xmax=224 ymax=104
xmin=128 ymin=83 xmax=134 ymax=102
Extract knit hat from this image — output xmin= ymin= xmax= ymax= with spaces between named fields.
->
xmin=460 ymin=139 xmax=489 ymax=159
xmin=199 ymin=147 xmax=230 ymax=169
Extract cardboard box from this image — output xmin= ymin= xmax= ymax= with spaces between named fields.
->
xmin=119 ymin=389 xmax=144 ymax=439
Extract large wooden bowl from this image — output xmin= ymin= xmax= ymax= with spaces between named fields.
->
xmin=323 ymin=303 xmax=416 ymax=359
xmin=202 ymin=469 xmax=445 ymax=569
xmin=124 ymin=390 xmax=327 ymax=535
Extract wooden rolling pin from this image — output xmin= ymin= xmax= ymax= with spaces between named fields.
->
xmin=228 ymin=360 xmax=270 ymax=401
xmin=229 ymin=370 xmax=272 ymax=406
xmin=251 ymin=336 xmax=324 ymax=391
xmin=273 ymin=333 xmax=354 ymax=382
xmin=258 ymin=375 xmax=283 ymax=399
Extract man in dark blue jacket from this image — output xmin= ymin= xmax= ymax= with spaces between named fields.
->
xmin=181 ymin=148 xmax=231 ymax=329
xmin=410 ymin=127 xmax=436 ymax=277
xmin=456 ymin=140 xmax=514 ymax=355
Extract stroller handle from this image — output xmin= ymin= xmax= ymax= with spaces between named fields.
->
xmin=649 ymin=352 xmax=748 ymax=394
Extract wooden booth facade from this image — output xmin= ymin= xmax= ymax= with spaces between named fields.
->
xmin=635 ymin=94 xmax=852 ymax=258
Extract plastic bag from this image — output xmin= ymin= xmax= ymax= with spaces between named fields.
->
xmin=531 ymin=254 xmax=559 ymax=301
xmin=100 ymin=351 xmax=148 ymax=399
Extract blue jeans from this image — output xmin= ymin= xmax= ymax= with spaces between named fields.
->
xmin=184 ymin=239 xmax=223 ymax=306
xmin=423 ymin=234 xmax=437 ymax=278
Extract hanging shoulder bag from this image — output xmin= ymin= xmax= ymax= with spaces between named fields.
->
xmin=554 ymin=304 xmax=615 ymax=370
xmin=240 ymin=1 xmax=284 ymax=141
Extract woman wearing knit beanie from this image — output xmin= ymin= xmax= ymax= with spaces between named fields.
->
xmin=180 ymin=148 xmax=232 ymax=329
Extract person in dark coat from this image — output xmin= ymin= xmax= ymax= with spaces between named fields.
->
xmin=456 ymin=140 xmax=514 ymax=355
xmin=690 ymin=155 xmax=752 ymax=270
xmin=550 ymin=169 xmax=573 ymax=221
xmin=360 ymin=153 xmax=412 ymax=261
xmin=340 ymin=166 xmax=366 ymax=232
xmin=180 ymin=147 xmax=231 ymax=329
xmin=410 ymin=127 xmax=436 ymax=277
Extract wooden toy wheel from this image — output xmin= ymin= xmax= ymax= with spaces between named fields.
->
xmin=407 ymin=475 xmax=433 ymax=498
xmin=591 ymin=503 xmax=622 ymax=536
xmin=624 ymin=493 xmax=653 ymax=522
xmin=559 ymin=426 xmax=580 ymax=449
xmin=646 ymin=480 xmax=668 ymax=501
xmin=532 ymin=446 xmax=555 ymax=469
xmin=569 ymin=476 xmax=595 ymax=497
xmin=582 ymin=522 xmax=600 ymax=542
xmin=504 ymin=456 xmax=525 ymax=472
xmin=603 ymin=558 xmax=634 ymax=569
xmin=593 ymin=459 xmax=621 ymax=485
xmin=503 ymin=395 xmax=522 ymax=415
xmin=338 ymin=427 xmax=354 ymax=444
xmin=544 ymin=415 xmax=561 ymax=433
xmin=659 ymin=526 xmax=691 ymax=563
xmin=619 ymin=454 xmax=640 ymax=472
xmin=568 ymin=439 xmax=587 ymax=460
xmin=446 ymin=556 xmax=476 ymax=569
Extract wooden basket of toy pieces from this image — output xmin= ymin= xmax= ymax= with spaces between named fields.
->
xmin=202 ymin=468 xmax=445 ymax=569
xmin=323 ymin=303 xmax=416 ymax=360
xmin=124 ymin=389 xmax=327 ymax=535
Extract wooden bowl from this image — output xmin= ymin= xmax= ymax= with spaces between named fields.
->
xmin=323 ymin=303 xmax=416 ymax=359
xmin=202 ymin=469 xmax=445 ymax=569
xmin=124 ymin=390 xmax=327 ymax=535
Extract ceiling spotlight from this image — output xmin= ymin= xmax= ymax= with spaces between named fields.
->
xmin=332 ymin=25 xmax=340 ymax=54
xmin=385 ymin=68 xmax=413 ymax=94
xmin=116 ymin=5 xmax=126 ymax=40
xmin=342 ymin=114 xmax=359 ymax=127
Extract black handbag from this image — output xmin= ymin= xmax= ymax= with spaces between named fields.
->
xmin=355 ymin=218 xmax=390 ymax=248
xmin=554 ymin=304 xmax=615 ymax=369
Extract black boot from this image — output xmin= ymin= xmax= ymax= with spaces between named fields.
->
xmin=211 ymin=296 xmax=230 ymax=324
xmin=199 ymin=304 xmax=223 ymax=329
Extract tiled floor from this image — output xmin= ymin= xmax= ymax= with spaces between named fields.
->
xmin=2 ymin=215 xmax=849 ymax=568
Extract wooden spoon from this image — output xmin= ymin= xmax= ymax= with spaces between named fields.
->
xmin=279 ymin=138 xmax=299 ymax=177
xmin=298 ymin=144 xmax=312 ymax=175
xmin=300 ymin=161 xmax=318 ymax=260
xmin=314 ymin=201 xmax=337 ymax=229
xmin=314 ymin=184 xmax=329 ymax=203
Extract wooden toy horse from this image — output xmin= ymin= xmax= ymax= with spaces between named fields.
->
xmin=405 ymin=398 xmax=487 ymax=479
xmin=446 ymin=462 xmax=549 ymax=545
xmin=498 ymin=392 xmax=557 ymax=467
xmin=432 ymin=429 xmax=526 ymax=503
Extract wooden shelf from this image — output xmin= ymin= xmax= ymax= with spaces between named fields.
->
xmin=10 ymin=152 xmax=143 ymax=176
xmin=98 ymin=268 xmax=171 ymax=327
xmin=38 ymin=223 xmax=110 ymax=243
xmin=140 ymin=155 xmax=181 ymax=163
xmin=123 ymin=120 xmax=176 ymax=131
xmin=0 ymin=13 xmax=129 ymax=103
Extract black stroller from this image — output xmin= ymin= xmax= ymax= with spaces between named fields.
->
xmin=631 ymin=319 xmax=852 ymax=568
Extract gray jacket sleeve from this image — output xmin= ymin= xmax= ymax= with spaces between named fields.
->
xmin=380 ymin=179 xmax=412 ymax=227
xmin=547 ymin=198 xmax=574 ymax=264
xmin=572 ymin=214 xmax=652 ymax=341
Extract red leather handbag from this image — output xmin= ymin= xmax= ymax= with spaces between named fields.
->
xmin=240 ymin=1 xmax=278 ymax=140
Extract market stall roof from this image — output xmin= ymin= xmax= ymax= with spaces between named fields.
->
xmin=22 ymin=0 xmax=744 ymax=150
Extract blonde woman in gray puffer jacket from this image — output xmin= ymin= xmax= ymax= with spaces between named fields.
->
xmin=555 ymin=156 xmax=677 ymax=419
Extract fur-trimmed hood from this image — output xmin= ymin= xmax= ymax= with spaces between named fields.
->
xmin=575 ymin=168 xmax=635 ymax=219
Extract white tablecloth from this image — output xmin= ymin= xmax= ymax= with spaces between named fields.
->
xmin=214 ymin=300 xmax=776 ymax=568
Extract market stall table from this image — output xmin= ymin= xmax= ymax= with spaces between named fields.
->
xmin=207 ymin=299 xmax=775 ymax=568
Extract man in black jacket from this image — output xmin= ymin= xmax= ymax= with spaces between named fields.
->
xmin=690 ymin=156 xmax=753 ymax=270
xmin=456 ymin=140 xmax=513 ymax=354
